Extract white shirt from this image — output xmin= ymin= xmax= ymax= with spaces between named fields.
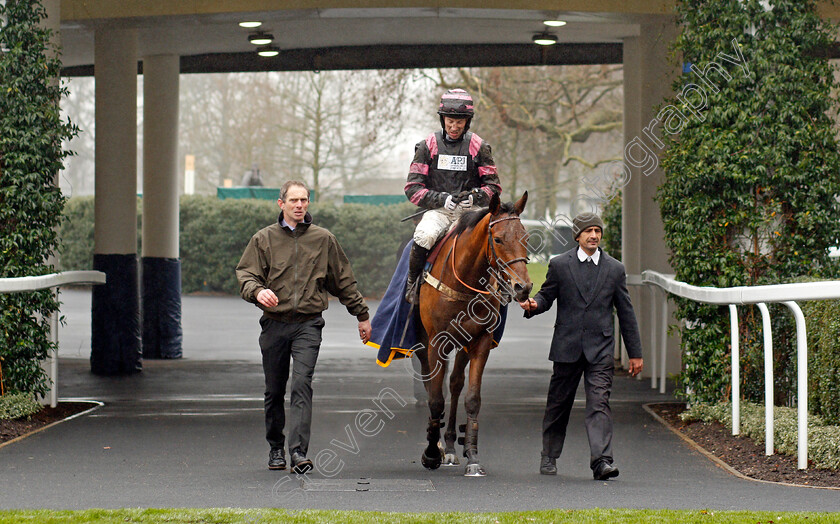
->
xmin=577 ymin=247 xmax=600 ymax=265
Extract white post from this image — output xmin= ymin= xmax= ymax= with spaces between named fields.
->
xmin=783 ymin=301 xmax=808 ymax=470
xmin=756 ymin=302 xmax=774 ymax=456
xmin=649 ymin=286 xmax=658 ymax=389
xmin=49 ymin=289 xmax=59 ymax=408
xmin=659 ymin=292 xmax=667 ymax=394
xmin=729 ymin=304 xmax=740 ymax=436
xmin=184 ymin=154 xmax=195 ymax=195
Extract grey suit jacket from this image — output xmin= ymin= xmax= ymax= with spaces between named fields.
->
xmin=526 ymin=247 xmax=642 ymax=363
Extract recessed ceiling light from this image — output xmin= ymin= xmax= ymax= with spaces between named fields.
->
xmin=239 ymin=21 xmax=262 ymax=28
xmin=249 ymin=32 xmax=274 ymax=46
xmin=257 ymin=46 xmax=280 ymax=58
xmin=543 ymin=20 xmax=566 ymax=27
xmin=532 ymin=32 xmax=558 ymax=46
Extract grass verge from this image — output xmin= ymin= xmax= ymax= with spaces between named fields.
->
xmin=0 ymin=508 xmax=838 ymax=523
xmin=527 ymin=261 xmax=548 ymax=295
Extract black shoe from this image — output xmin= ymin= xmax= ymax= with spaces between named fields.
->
xmin=593 ymin=461 xmax=619 ymax=480
xmin=290 ymin=449 xmax=313 ymax=474
xmin=268 ymin=448 xmax=286 ymax=470
xmin=539 ymin=454 xmax=557 ymax=475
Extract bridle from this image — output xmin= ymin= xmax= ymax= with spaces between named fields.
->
xmin=450 ymin=214 xmax=529 ymax=296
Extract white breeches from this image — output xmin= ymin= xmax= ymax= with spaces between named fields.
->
xmin=413 ymin=208 xmax=466 ymax=249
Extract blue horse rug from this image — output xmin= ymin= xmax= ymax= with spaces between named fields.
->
xmin=365 ymin=240 xmax=508 ymax=367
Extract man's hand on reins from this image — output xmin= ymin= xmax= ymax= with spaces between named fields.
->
xmin=519 ymin=298 xmax=537 ymax=312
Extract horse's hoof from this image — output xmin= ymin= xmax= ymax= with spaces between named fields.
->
xmin=421 ymin=450 xmax=442 ymax=470
xmin=464 ymin=463 xmax=486 ymax=477
xmin=441 ymin=453 xmax=460 ymax=466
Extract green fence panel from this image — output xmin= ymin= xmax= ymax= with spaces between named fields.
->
xmin=343 ymin=195 xmax=405 ymax=205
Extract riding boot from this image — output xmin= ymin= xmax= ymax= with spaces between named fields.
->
xmin=405 ymin=244 xmax=430 ymax=304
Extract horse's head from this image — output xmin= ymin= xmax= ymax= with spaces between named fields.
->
xmin=487 ymin=192 xmax=533 ymax=303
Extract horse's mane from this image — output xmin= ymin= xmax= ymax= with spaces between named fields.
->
xmin=451 ymin=202 xmax=516 ymax=236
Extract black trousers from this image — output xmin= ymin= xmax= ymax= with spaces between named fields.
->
xmin=542 ymin=352 xmax=614 ymax=470
xmin=259 ymin=315 xmax=325 ymax=454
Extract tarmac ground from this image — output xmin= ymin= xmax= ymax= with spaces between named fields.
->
xmin=0 ymin=289 xmax=838 ymax=512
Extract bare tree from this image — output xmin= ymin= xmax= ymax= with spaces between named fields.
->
xmin=179 ymin=73 xmax=288 ymax=192
xmin=176 ymin=70 xmax=415 ymax=199
xmin=433 ymin=65 xmax=623 ymax=217
xmin=273 ymin=70 xmax=412 ymax=201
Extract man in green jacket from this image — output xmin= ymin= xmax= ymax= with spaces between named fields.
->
xmin=236 ymin=180 xmax=372 ymax=474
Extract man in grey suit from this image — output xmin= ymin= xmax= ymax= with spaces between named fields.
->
xmin=519 ymin=213 xmax=643 ymax=480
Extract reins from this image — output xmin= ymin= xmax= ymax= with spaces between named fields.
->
xmin=449 ymin=214 xmax=528 ymax=295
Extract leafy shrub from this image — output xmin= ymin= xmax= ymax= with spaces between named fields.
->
xmin=658 ymin=0 xmax=840 ymax=404
xmin=61 ymin=196 xmax=417 ymax=297
xmin=600 ymin=189 xmax=621 ymax=261
xmin=681 ymin=401 xmax=839 ymax=470
xmin=0 ymin=1 xmax=78 ymax=396
xmin=59 ymin=196 xmax=95 ymax=270
xmin=798 ymin=288 xmax=840 ymax=425
xmin=0 ymin=392 xmax=42 ymax=420
xmin=179 ymin=196 xmax=278 ymax=295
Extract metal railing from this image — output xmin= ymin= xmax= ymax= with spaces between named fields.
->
xmin=0 ymin=271 xmax=106 ymax=407
xmin=640 ymin=270 xmax=840 ymax=470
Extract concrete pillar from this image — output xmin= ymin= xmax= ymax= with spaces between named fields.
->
xmin=141 ymin=54 xmax=183 ymax=359
xmin=41 ymin=0 xmax=61 ymax=406
xmin=622 ymin=18 xmax=681 ymax=379
xmin=91 ymin=28 xmax=141 ymax=375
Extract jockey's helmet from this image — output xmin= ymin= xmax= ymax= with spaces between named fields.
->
xmin=438 ymin=88 xmax=474 ymax=133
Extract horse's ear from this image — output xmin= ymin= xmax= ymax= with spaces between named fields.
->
xmin=514 ymin=191 xmax=528 ymax=215
xmin=489 ymin=192 xmax=501 ymax=214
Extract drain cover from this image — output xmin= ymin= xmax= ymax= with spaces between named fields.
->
xmin=302 ymin=478 xmax=435 ymax=492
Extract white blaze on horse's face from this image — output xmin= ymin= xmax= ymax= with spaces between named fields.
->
xmin=490 ymin=192 xmax=533 ymax=302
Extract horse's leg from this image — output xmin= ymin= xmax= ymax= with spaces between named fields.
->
xmin=413 ymin=346 xmax=431 ymax=398
xmin=442 ymin=349 xmax=468 ymax=466
xmin=421 ymin=335 xmax=447 ymax=470
xmin=463 ymin=341 xmax=492 ymax=477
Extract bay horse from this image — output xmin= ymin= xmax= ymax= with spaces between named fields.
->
xmin=413 ymin=192 xmax=532 ymax=476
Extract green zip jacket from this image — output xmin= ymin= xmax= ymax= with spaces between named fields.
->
xmin=235 ymin=213 xmax=369 ymax=323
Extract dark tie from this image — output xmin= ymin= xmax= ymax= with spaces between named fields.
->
xmin=581 ymin=258 xmax=597 ymax=294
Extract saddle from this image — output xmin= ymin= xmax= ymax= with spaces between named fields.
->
xmin=425 ymin=227 xmax=458 ymax=267
xmin=420 ymin=227 xmax=495 ymax=303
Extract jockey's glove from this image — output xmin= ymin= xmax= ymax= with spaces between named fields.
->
xmin=443 ymin=193 xmax=458 ymax=211
xmin=458 ymin=194 xmax=473 ymax=210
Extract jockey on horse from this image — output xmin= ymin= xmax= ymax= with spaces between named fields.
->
xmin=403 ymin=88 xmax=502 ymax=304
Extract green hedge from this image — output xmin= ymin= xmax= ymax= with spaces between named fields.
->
xmin=60 ymin=196 xmax=416 ymax=298
xmin=799 ymin=291 xmax=840 ymax=426
xmin=179 ymin=196 xmax=279 ymax=295
xmin=681 ymin=401 xmax=840 ymax=470
xmin=657 ymin=1 xmax=840 ymax=405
